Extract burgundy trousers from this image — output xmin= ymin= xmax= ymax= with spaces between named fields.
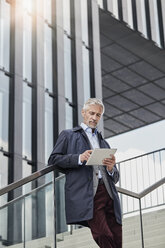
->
xmin=88 ymin=183 xmax=122 ymax=248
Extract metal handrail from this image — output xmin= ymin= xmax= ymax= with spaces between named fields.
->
xmin=0 ymin=148 xmax=164 ymax=197
xmin=0 ymin=158 xmax=165 ymax=248
xmin=117 ymin=148 xmax=165 ymax=164
xmin=0 ymin=181 xmax=52 ymax=210
xmin=116 ymin=177 xmax=165 ymax=199
xmin=0 ymin=163 xmax=164 ymax=200
xmin=0 ymin=164 xmax=55 ymax=196
xmin=139 ymin=177 xmax=165 ymax=198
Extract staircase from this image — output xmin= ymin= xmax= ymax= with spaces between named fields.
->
xmin=57 ymin=208 xmax=165 ymax=248
xmin=123 ymin=208 xmax=165 ymax=248
xmin=4 ymin=208 xmax=165 ymax=248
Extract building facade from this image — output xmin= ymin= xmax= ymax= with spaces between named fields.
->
xmin=0 ymin=0 xmax=165 ymax=246
xmin=0 ymin=0 xmax=103 ymax=191
xmin=0 ymin=0 xmax=103 ymax=243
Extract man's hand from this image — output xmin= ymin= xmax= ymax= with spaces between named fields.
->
xmin=80 ymin=150 xmax=93 ymax=163
xmin=102 ymin=155 xmax=116 ymax=172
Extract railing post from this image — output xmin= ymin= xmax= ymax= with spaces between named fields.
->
xmin=70 ymin=225 xmax=73 ymax=235
xmin=118 ymin=163 xmax=123 ymax=213
xmin=53 ymin=171 xmax=57 ymax=248
xmin=139 ymin=199 xmax=144 ymax=248
xmin=23 ymin=197 xmax=25 ymax=248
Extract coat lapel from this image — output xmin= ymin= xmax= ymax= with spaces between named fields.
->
xmin=73 ymin=126 xmax=91 ymax=149
xmin=97 ymin=131 xmax=104 ymax=148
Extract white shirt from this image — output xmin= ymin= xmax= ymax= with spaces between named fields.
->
xmin=79 ymin=123 xmax=114 ymax=177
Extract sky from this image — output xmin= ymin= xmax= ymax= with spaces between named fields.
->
xmin=107 ymin=120 xmax=165 ymax=163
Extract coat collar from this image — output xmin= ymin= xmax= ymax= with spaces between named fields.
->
xmin=72 ymin=126 xmax=104 ymax=144
xmin=72 ymin=126 xmax=102 ymax=136
xmin=72 ymin=126 xmax=83 ymax=132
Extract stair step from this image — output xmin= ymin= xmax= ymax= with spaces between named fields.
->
xmin=124 ymin=234 xmax=165 ymax=248
xmin=57 ymin=208 xmax=165 ymax=248
xmin=57 ymin=238 xmax=98 ymax=248
xmin=6 ymin=208 xmax=165 ymax=248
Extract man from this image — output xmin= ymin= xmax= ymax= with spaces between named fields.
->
xmin=48 ymin=98 xmax=122 ymax=248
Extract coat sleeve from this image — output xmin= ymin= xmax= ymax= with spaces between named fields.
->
xmin=103 ymin=139 xmax=120 ymax=184
xmin=110 ymin=165 xmax=120 ymax=184
xmin=48 ymin=130 xmax=80 ymax=171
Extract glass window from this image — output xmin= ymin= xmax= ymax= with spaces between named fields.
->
xmin=122 ymin=0 xmax=133 ymax=29
xmin=23 ymin=0 xmax=32 ymax=13
xmin=44 ymin=24 xmax=53 ymax=92
xmin=0 ymin=152 xmax=8 ymax=242
xmin=22 ymin=83 xmax=32 ymax=160
xmin=136 ymin=0 xmax=147 ymax=38
xmin=22 ymin=160 xmax=32 ymax=194
xmin=0 ymin=0 xmax=10 ymax=71
xmin=82 ymin=46 xmax=91 ymax=102
xmin=65 ymin=103 xmax=73 ymax=129
xmin=81 ymin=0 xmax=91 ymax=102
xmin=44 ymin=0 xmax=52 ymax=24
xmin=64 ymin=36 xmax=72 ymax=102
xmin=81 ymin=0 xmax=89 ymax=46
xmin=22 ymin=159 xmax=32 ymax=241
xmin=63 ymin=0 xmax=71 ymax=35
xmin=64 ymin=36 xmax=73 ymax=129
xmin=45 ymin=93 xmax=53 ymax=163
xmin=97 ymin=0 xmax=103 ymax=9
xmin=107 ymin=0 xmax=119 ymax=19
xmin=23 ymin=7 xmax=32 ymax=82
xmin=0 ymin=152 xmax=8 ymax=195
xmin=0 ymin=71 xmax=9 ymax=151
xmin=148 ymin=0 xmax=161 ymax=47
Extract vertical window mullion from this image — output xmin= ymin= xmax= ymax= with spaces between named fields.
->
xmin=87 ymin=0 xmax=95 ymax=98
xmin=144 ymin=0 xmax=152 ymax=40
xmin=157 ymin=0 xmax=165 ymax=48
xmin=118 ymin=0 xmax=123 ymax=21
xmin=70 ymin=0 xmax=78 ymax=127
xmin=131 ymin=0 xmax=138 ymax=31
xmin=51 ymin=0 xmax=58 ymax=144
xmin=103 ymin=0 xmax=108 ymax=10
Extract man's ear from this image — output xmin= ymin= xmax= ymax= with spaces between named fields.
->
xmin=81 ymin=109 xmax=85 ymax=118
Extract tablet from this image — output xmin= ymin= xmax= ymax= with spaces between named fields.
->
xmin=86 ymin=148 xmax=117 ymax=166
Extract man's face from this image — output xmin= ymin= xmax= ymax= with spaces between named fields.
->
xmin=81 ymin=104 xmax=103 ymax=129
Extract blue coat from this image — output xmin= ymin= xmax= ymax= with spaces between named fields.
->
xmin=48 ymin=126 xmax=122 ymax=226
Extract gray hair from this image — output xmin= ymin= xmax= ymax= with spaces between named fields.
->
xmin=83 ymin=98 xmax=105 ymax=114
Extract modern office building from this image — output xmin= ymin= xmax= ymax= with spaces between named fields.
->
xmin=0 ymin=0 xmax=165 ymax=247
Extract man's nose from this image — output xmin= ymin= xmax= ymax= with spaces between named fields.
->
xmin=93 ymin=115 xmax=97 ymax=120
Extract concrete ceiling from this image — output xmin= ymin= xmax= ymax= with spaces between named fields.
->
xmin=100 ymin=9 xmax=165 ymax=139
